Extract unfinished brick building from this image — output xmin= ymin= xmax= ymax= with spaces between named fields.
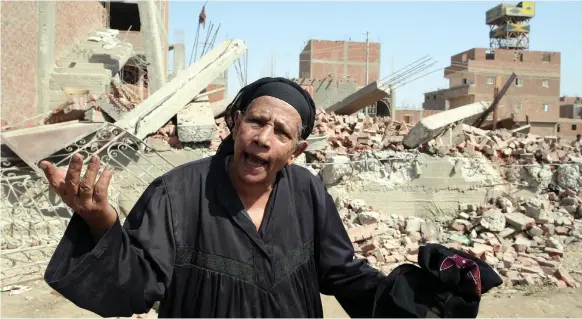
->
xmin=299 ymin=39 xmax=381 ymax=88
xmin=558 ymin=96 xmax=582 ymax=138
xmin=1 ymin=0 xmax=169 ymax=125
xmin=422 ymin=48 xmax=561 ymax=136
xmin=419 ymin=2 xmax=567 ymax=136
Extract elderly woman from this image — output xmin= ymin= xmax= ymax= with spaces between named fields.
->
xmin=41 ymin=77 xmax=501 ymax=318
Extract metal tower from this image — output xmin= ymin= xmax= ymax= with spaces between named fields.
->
xmin=486 ymin=2 xmax=535 ymax=51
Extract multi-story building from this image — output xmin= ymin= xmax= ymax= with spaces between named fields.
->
xmin=422 ymin=48 xmax=561 ymax=136
xmin=292 ymin=77 xmax=359 ymax=110
xmin=558 ymin=96 xmax=582 ymax=139
xmin=299 ymin=39 xmax=381 ymax=88
xmin=1 ymin=0 xmax=170 ymax=125
xmin=421 ymin=2 xmax=563 ymax=136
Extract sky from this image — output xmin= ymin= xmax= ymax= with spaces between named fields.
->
xmin=167 ymin=1 xmax=581 ymax=108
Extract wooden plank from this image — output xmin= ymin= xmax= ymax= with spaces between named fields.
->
xmin=492 ymin=75 xmax=502 ymax=129
xmin=474 ymin=72 xmax=517 ymax=128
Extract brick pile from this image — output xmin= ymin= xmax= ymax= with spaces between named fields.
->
xmin=312 ymin=109 xmax=410 ymax=154
xmin=147 ymin=121 xmax=181 ymax=149
xmin=146 ymin=110 xmax=582 ymax=171
xmin=307 ymin=110 xmax=582 ymax=165
xmin=340 ymin=192 xmax=582 ymax=289
xmin=449 ymin=128 xmax=582 ymax=165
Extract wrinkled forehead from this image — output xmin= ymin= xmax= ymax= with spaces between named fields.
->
xmin=245 ymin=96 xmax=302 ymax=127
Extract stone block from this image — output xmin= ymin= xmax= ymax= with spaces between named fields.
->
xmin=177 ymin=99 xmax=218 ymax=143
xmin=321 ymin=155 xmax=352 ymax=185
xmin=505 ymin=212 xmax=535 ymax=230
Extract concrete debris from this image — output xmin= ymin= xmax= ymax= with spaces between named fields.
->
xmin=325 ymin=81 xmax=390 ymax=115
xmin=177 ymin=96 xmax=218 ymax=143
xmin=115 ymin=39 xmax=247 ymax=140
xmin=339 ymin=193 xmax=581 ymax=289
xmin=0 ymin=285 xmax=32 ymax=296
xmin=0 ymin=121 xmax=105 ymax=173
xmin=403 ymin=101 xmax=491 ymax=149
xmin=286 ymin=109 xmax=582 ymax=168
xmin=321 ymin=155 xmax=352 ymax=185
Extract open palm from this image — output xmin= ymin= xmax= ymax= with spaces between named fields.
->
xmin=40 ymin=153 xmax=117 ymax=235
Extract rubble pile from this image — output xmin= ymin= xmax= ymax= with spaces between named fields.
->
xmin=339 ymin=192 xmax=582 ymax=289
xmin=312 ymin=109 xmax=410 ymax=156
xmin=109 ymin=82 xmax=143 ymax=112
xmin=308 ymin=110 xmax=582 ymax=165
xmin=147 ymin=121 xmax=182 ymax=149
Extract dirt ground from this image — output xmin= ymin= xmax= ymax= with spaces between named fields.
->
xmin=1 ymin=280 xmax=581 ymax=318
xmin=2 ymin=243 xmax=581 ymax=318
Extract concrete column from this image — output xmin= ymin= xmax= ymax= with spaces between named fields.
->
xmin=36 ymin=1 xmax=57 ymax=114
xmin=343 ymin=42 xmax=348 ymax=78
xmin=173 ymin=43 xmax=185 ymax=74
xmin=138 ymin=0 xmax=166 ymax=94
xmin=390 ymin=85 xmax=396 ymax=119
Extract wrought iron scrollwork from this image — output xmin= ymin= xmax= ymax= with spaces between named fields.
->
xmin=1 ymin=123 xmax=177 ymax=281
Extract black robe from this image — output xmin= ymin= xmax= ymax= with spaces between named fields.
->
xmin=44 ymin=154 xmax=502 ymax=318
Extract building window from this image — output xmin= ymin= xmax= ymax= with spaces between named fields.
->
xmin=108 ymin=2 xmax=141 ymax=31
xmin=121 ymin=65 xmax=140 ymax=84
xmin=542 ymin=79 xmax=549 ymax=88
xmin=515 ymin=78 xmax=523 ymax=87
xmin=403 ymin=115 xmax=412 ymax=124
xmin=572 ymin=125 xmax=577 ymax=131
xmin=542 ymin=53 xmax=551 ymax=62
xmin=485 ymin=50 xmax=495 ymax=60
xmin=365 ymin=105 xmax=377 ymax=117
xmin=543 ymin=104 xmax=550 ymax=112
xmin=487 ymin=76 xmax=494 ymax=85
xmin=463 ymin=78 xmax=467 ymax=85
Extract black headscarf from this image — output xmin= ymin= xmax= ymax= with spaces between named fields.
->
xmin=217 ymin=77 xmax=316 ymax=155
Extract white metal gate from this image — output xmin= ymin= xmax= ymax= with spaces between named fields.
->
xmin=1 ymin=123 xmax=177 ymax=283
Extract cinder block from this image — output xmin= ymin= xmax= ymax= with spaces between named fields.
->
xmin=177 ymin=98 xmax=218 ymax=143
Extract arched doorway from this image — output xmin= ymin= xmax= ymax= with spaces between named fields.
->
xmin=376 ymin=98 xmax=390 ymax=117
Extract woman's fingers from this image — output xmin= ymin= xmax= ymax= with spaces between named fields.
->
xmin=64 ymin=153 xmax=84 ymax=198
xmin=94 ymin=165 xmax=114 ymax=204
xmin=79 ymin=155 xmax=101 ymax=204
xmin=40 ymin=161 xmax=64 ymax=190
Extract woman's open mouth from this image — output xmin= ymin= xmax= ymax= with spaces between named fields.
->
xmin=244 ymin=152 xmax=268 ymax=168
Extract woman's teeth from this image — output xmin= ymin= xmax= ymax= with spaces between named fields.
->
xmin=245 ymin=154 xmax=266 ymax=167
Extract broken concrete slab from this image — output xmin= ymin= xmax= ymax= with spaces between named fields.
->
xmin=326 ymin=81 xmax=390 ymax=115
xmin=512 ymin=125 xmax=531 ymax=134
xmin=462 ymin=124 xmax=489 ymax=137
xmin=306 ymin=134 xmax=328 ymax=152
xmin=116 ymin=39 xmax=247 ymax=139
xmin=177 ymin=97 xmax=217 ymax=143
xmin=403 ymin=101 xmax=491 ymax=149
xmin=94 ymin=96 xmax=124 ymax=121
xmin=0 ymin=121 xmax=105 ymax=173
xmin=437 ymin=124 xmax=465 ymax=147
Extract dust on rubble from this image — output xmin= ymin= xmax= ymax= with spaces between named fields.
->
xmin=341 ymin=194 xmax=581 ymax=289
